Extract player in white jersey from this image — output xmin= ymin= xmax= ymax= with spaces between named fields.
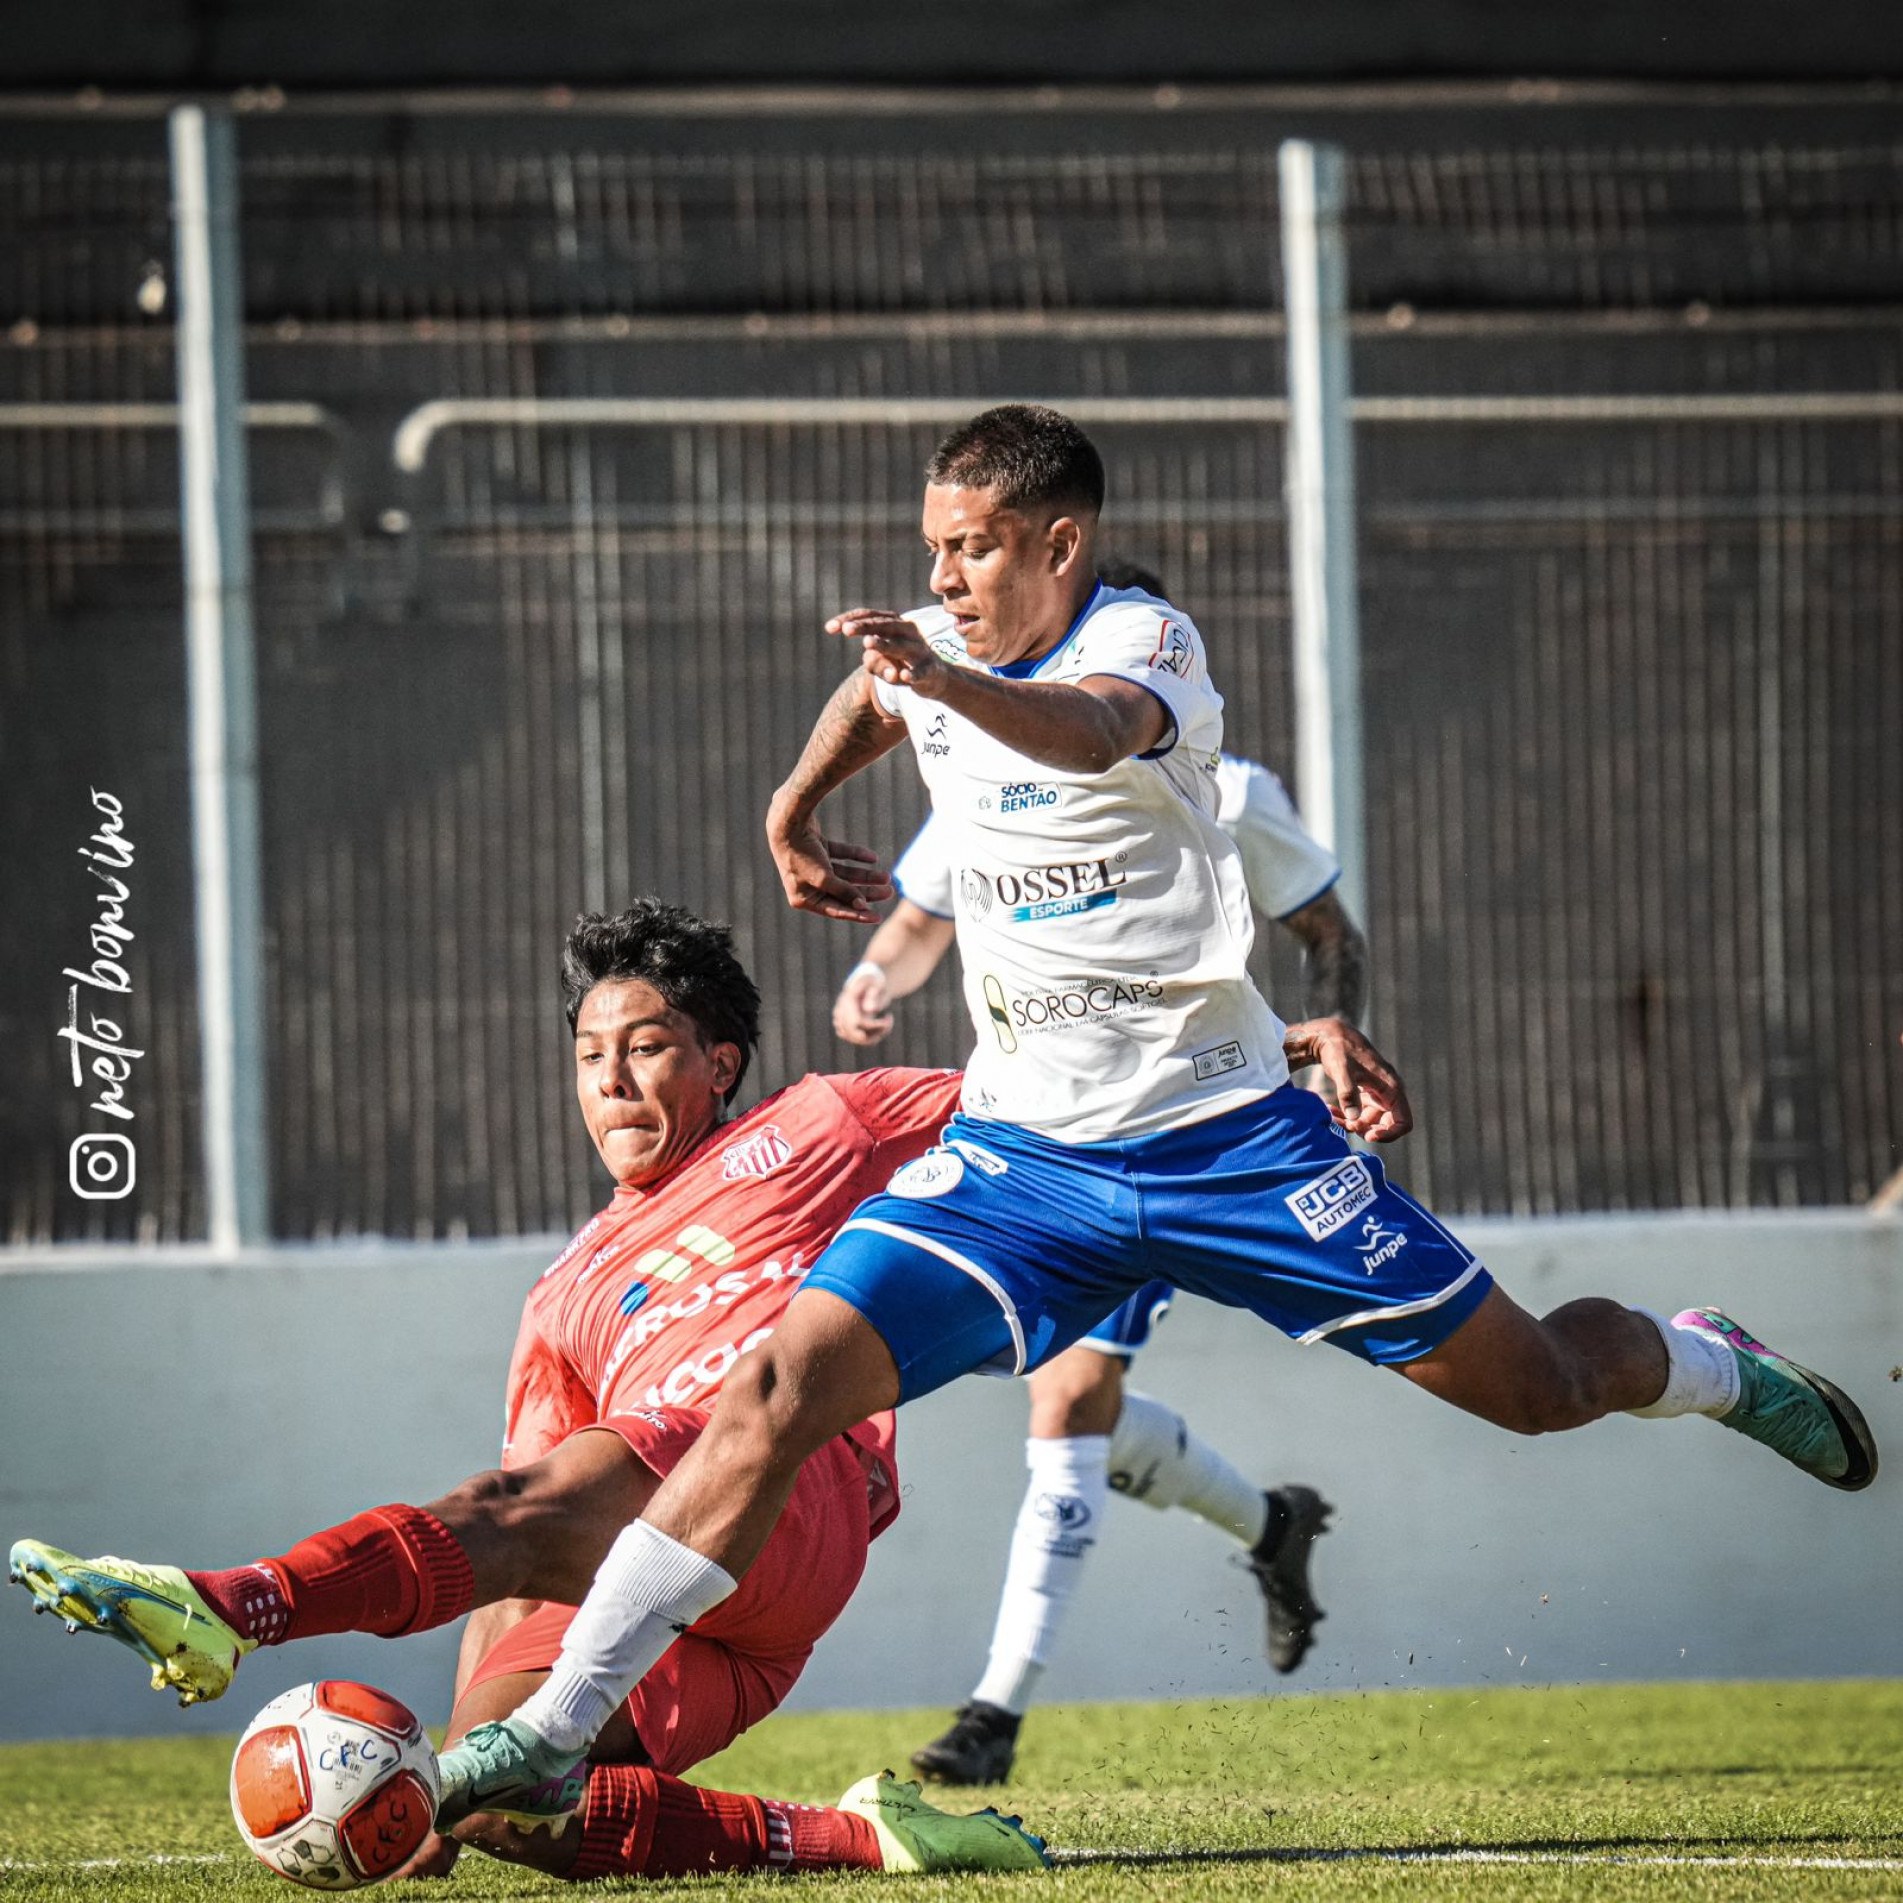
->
xmin=837 ymin=712 xmax=1368 ymax=1782
xmin=433 ymin=405 xmax=1876 ymax=1829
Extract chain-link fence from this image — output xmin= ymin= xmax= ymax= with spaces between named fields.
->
xmin=4 ymin=94 xmax=1900 ymax=1240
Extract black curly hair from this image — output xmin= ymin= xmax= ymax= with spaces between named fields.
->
xmin=560 ymin=900 xmax=762 ymax=1105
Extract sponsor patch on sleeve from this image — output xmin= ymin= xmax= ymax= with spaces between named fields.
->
xmin=1284 ymin=1156 xmax=1377 ymax=1241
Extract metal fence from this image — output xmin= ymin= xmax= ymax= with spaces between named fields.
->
xmin=3 ymin=92 xmax=1900 ymax=1241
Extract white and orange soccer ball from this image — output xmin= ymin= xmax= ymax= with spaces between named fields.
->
xmin=230 ymin=1681 xmax=441 ymax=1889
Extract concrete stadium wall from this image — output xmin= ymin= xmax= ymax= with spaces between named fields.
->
xmin=0 ymin=1212 xmax=1897 ymax=1744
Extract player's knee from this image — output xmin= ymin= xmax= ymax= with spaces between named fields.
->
xmin=705 ymin=1342 xmax=821 ymax=1477
xmin=1027 ymin=1352 xmax=1121 ymax=1438
xmin=438 ymin=1463 xmax=535 ymax=1531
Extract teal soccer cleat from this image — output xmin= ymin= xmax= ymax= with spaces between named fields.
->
xmin=433 ymin=1717 xmax=589 ymax=1835
xmin=1676 ymin=1309 xmax=1878 ymax=1491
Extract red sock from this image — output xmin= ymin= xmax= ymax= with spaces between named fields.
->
xmin=567 ymin=1763 xmax=882 ymax=1880
xmin=187 ymin=1505 xmax=474 ymax=1645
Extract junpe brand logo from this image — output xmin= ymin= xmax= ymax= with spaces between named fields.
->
xmin=922 ymin=711 xmax=952 ymax=758
xmin=69 ymin=1131 xmax=136 ymax=1200
xmin=1359 ymin=1215 xmax=1410 ymax=1274
xmin=1284 ymin=1156 xmax=1377 ymax=1242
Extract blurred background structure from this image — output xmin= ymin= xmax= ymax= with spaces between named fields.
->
xmin=2 ymin=12 xmax=1902 ymax=1742
xmin=5 ymin=85 xmax=1902 ymax=1241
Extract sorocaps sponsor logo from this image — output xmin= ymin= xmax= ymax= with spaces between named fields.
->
xmin=958 ymin=854 xmax=1128 ymax=924
xmin=988 ymin=971 xmax=1166 ymax=1037
xmin=1284 ymin=1156 xmax=1378 ymax=1241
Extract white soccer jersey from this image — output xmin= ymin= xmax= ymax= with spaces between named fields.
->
xmin=1212 ymin=755 xmax=1341 ymax=920
xmin=896 ymin=753 xmax=1340 ymax=925
xmin=875 ymin=582 xmax=1290 ymax=1142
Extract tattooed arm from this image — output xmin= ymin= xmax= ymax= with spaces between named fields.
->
xmin=1278 ymin=889 xmax=1370 ymax=1026
xmin=766 ymin=671 xmax=909 ymax=921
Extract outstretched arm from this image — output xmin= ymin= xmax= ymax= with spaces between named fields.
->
xmin=1278 ymin=889 xmax=1370 ymax=1026
xmin=830 ymin=609 xmax=1168 ymax=774
xmin=767 ymin=671 xmax=908 ymax=921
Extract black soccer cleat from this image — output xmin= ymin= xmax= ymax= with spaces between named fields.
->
xmin=909 ymin=1700 xmax=1021 ymax=1786
xmin=1244 ymin=1485 xmax=1332 ymax=1674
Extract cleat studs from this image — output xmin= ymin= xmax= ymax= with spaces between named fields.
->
xmin=64 ymin=1619 xmax=79 ymax=1633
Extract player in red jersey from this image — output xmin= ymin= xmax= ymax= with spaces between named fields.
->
xmin=10 ymin=901 xmax=1048 ymax=1879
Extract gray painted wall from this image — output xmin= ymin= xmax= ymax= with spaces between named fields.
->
xmin=1 ymin=1213 xmax=1897 ymax=1744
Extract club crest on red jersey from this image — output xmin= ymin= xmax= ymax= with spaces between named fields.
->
xmin=720 ymin=1124 xmax=793 ymax=1180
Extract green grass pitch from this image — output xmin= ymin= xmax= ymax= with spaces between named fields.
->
xmin=4 ymin=1683 xmax=1900 ymax=1901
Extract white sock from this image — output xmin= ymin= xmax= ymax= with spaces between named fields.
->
xmin=1625 ymin=1310 xmax=1742 ymax=1419
xmin=969 ymin=1434 xmax=1110 ymax=1716
xmin=515 ymin=1520 xmax=737 ymax=1755
xmin=1108 ymin=1391 xmax=1270 ymax=1548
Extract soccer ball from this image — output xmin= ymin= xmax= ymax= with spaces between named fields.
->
xmin=230 ymin=1681 xmax=441 ymax=1889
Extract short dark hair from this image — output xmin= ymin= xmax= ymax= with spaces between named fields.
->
xmin=561 ymin=900 xmax=762 ymax=1104
xmin=925 ymin=404 xmax=1106 ymax=519
xmin=1097 ymin=559 xmax=1168 ymax=598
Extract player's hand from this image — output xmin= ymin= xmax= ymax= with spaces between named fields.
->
xmin=767 ymin=811 xmax=893 ymax=923
xmin=833 ymin=964 xmax=895 ymax=1045
xmin=827 ymin=609 xmax=952 ymax=697
xmin=390 ymin=1829 xmax=461 ymax=1880
xmin=1283 ymin=1016 xmax=1413 ymax=1142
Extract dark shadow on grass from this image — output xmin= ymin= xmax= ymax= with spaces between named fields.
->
xmin=1049 ymin=1831 xmax=1903 ymax=1870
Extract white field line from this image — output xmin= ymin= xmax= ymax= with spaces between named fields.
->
xmin=0 ymin=1853 xmax=231 ymax=1871
xmin=6 ymin=1848 xmax=1903 ymax=1875
xmin=1050 ymin=1846 xmax=1903 ymax=1871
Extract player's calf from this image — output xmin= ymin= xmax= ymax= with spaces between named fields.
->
xmin=1402 ymin=1288 xmax=1669 ymax=1435
xmin=1406 ymin=1285 xmax=1878 ymax=1489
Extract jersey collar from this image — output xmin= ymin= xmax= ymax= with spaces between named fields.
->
xmin=987 ymin=581 xmax=1103 ymax=681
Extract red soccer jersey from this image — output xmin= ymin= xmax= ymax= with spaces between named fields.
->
xmin=501 ymin=1066 xmax=962 ymax=1538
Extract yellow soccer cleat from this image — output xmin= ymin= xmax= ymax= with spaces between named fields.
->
xmin=836 ymin=1770 xmax=1050 ymax=1873
xmin=9 ymin=1540 xmax=254 ymax=1706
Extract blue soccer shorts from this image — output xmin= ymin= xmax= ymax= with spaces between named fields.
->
xmin=802 ymin=1083 xmax=1494 ymax=1404
xmin=1076 ymin=1280 xmax=1175 ymax=1359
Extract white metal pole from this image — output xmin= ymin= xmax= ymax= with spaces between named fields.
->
xmin=1278 ymin=140 xmax=1366 ymax=923
xmin=171 ymin=104 xmax=270 ymax=1252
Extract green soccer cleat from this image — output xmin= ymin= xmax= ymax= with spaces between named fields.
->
xmin=433 ymin=1718 xmax=589 ymax=1835
xmin=836 ymin=1771 xmax=1049 ymax=1873
xmin=7 ymin=1540 xmax=254 ymax=1706
xmin=1676 ymin=1309 xmax=1879 ymax=1491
